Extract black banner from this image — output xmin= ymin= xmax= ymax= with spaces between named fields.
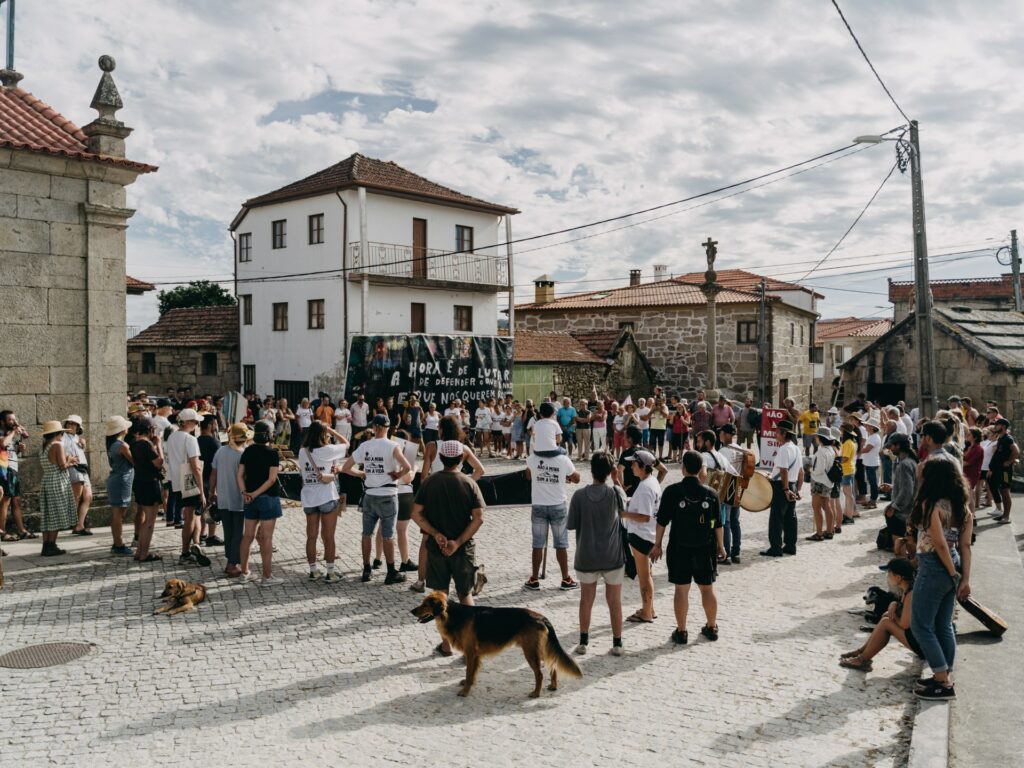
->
xmin=344 ymin=334 xmax=513 ymax=407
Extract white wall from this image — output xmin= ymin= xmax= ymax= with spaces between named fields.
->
xmin=348 ymin=283 xmax=498 ymax=335
xmin=363 ymin=192 xmax=503 ymax=256
xmin=774 ymin=289 xmax=817 ymax=313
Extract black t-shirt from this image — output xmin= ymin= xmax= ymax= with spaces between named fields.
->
xmin=239 ymin=444 xmax=281 ymax=495
xmin=618 ymin=448 xmax=639 ymax=496
xmin=992 ymin=434 xmax=1016 ymax=470
xmin=414 ymin=470 xmax=485 ymax=554
xmin=130 ymin=439 xmax=161 ymax=486
xmin=198 ymin=434 xmax=220 ymax=486
xmin=656 ymin=477 xmax=721 ymax=551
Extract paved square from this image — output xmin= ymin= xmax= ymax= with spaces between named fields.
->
xmin=0 ymin=461 xmax=915 ymax=767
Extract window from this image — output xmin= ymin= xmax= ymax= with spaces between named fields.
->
xmin=272 ymin=219 xmax=287 ymax=249
xmin=454 ymin=305 xmax=473 ymax=332
xmin=243 ymin=365 xmax=256 ymax=394
xmin=273 ymin=302 xmax=288 ymax=331
xmin=238 ymin=233 xmax=252 ymax=262
xmin=455 ymin=225 xmax=474 ymax=253
xmin=307 ymin=299 xmax=325 ymax=330
xmin=833 ymin=346 xmax=847 ymax=364
xmin=799 ymin=325 xmax=804 ymax=345
xmin=411 ymin=302 xmax=425 ymax=333
xmin=736 ymin=321 xmax=758 ymax=344
xmin=202 ymin=352 xmax=218 ymax=376
xmin=142 ymin=352 xmax=156 ymax=374
xmin=778 ymin=378 xmax=789 ymax=403
xmin=790 ymin=323 xmax=795 ymax=345
xmin=810 ymin=347 xmax=824 ymax=364
xmin=308 ymin=213 xmax=324 ymax=245
xmin=240 ymin=294 xmax=252 ymax=325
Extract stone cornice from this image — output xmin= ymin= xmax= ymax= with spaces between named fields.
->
xmin=83 ymin=202 xmax=135 ymax=229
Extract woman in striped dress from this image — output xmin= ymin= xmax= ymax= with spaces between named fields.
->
xmin=39 ymin=421 xmax=78 ymax=556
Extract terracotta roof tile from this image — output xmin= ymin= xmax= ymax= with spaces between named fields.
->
xmin=815 ymin=317 xmax=892 ymax=343
xmin=673 ymin=268 xmax=814 ymax=295
xmin=126 ymin=275 xmax=155 ymax=294
xmin=128 ymin=307 xmax=239 ymax=348
xmin=242 ymin=153 xmax=518 ymax=214
xmin=889 ymin=274 xmax=1024 ymax=302
xmin=513 ymin=330 xmax=606 ymax=364
xmin=570 ymin=329 xmax=622 ymax=358
xmin=0 ymin=86 xmax=156 ymax=173
xmin=516 ymin=277 xmax=761 ymax=311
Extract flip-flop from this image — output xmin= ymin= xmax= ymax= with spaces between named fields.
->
xmin=434 ymin=643 xmax=453 ymax=658
xmin=626 ymin=613 xmax=655 ymax=623
xmin=135 ymin=553 xmax=162 ymax=563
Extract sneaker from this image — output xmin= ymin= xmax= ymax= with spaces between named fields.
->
xmin=239 ymin=571 xmax=253 ymax=582
xmin=559 ymin=577 xmax=580 ymax=591
xmin=178 ymin=553 xmax=194 ymax=565
xmin=384 ymin=570 xmax=407 ymax=585
xmin=371 ymin=558 xmax=383 ymax=570
xmin=399 ymin=559 xmax=419 ymax=573
xmin=573 ymin=643 xmax=588 ymax=656
xmin=361 ymin=565 xmax=372 ymax=583
xmin=260 ymin=576 xmax=285 ymax=587
xmin=730 ymin=556 xmax=741 ymax=564
xmin=915 ymin=682 xmax=955 ymax=701
xmin=700 ymin=624 xmax=719 ymax=641
xmin=472 ymin=564 xmax=488 ymax=596
xmin=323 ymin=571 xmax=336 ymax=583
xmin=524 ymin=577 xmax=541 ymax=591
xmin=671 ymin=629 xmax=688 ymax=645
xmin=205 ymin=535 xmax=224 ymax=546
xmin=842 ymin=516 xmax=855 ymax=525
xmin=609 ymin=645 xmax=624 ymax=657
xmin=111 ymin=545 xmax=134 ymax=556
xmin=759 ymin=549 xmax=784 ymax=558
xmin=308 ymin=569 xmax=321 ymax=581
xmin=189 ymin=544 xmax=211 ymax=567
xmin=71 ymin=528 xmax=93 ymax=536
xmin=409 ymin=579 xmax=426 ymax=593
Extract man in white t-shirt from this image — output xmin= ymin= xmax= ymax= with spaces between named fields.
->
xmin=861 ymin=418 xmax=883 ymax=508
xmin=342 ymin=414 xmax=411 ymax=584
xmin=350 ymin=394 xmax=370 ymax=433
xmin=165 ymin=409 xmax=210 ymax=567
xmin=530 ymin=401 xmax=563 ymax=454
xmin=524 ymin=448 xmax=580 ymax=591
xmin=762 ymin=420 xmax=801 ymax=558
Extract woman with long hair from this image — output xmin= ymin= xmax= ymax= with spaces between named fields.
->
xmin=298 ymin=421 xmax=348 ymax=581
xmin=908 ymin=460 xmax=973 ymax=700
xmin=104 ymin=416 xmax=135 ymax=556
xmin=129 ymin=418 xmax=164 ymax=562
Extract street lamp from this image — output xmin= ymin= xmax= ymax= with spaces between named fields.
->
xmin=854 ymin=121 xmax=937 ymax=418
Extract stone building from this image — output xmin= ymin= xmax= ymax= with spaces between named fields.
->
xmin=127 ymin=307 xmax=240 ymax=395
xmin=511 ymin=327 xmax=656 ymax=403
xmin=515 ymin=269 xmax=818 ymax=405
xmin=889 ymin=274 xmax=1024 ymax=323
xmin=812 ymin=317 xmax=892 ymax=407
xmin=841 ymin=307 xmax=1024 ymax=429
xmin=0 ymin=57 xmax=156 ymax=507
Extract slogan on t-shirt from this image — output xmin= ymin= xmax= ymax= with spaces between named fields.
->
xmin=532 ymin=458 xmax=564 ymax=486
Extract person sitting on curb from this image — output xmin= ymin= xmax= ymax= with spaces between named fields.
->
xmin=840 ymin=558 xmax=921 ymax=671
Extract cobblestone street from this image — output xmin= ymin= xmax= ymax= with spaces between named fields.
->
xmin=1 ymin=461 xmax=917 ymax=767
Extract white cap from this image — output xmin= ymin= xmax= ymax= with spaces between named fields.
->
xmin=177 ymin=408 xmax=199 ymax=423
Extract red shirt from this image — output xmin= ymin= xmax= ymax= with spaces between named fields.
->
xmin=962 ymin=443 xmax=983 ymax=485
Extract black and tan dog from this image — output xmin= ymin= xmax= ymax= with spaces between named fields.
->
xmin=154 ymin=578 xmax=208 ymax=616
xmin=411 ymin=591 xmax=581 ymax=698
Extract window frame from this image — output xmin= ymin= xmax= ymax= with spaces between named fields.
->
xmin=272 ymin=219 xmax=287 ymax=249
xmin=736 ymin=321 xmax=758 ymax=344
xmin=240 ymin=294 xmax=252 ymax=325
xmin=243 ymin=365 xmax=256 ymax=394
xmin=411 ymin=302 xmax=426 ymax=333
xmin=272 ymin=302 xmax=288 ymax=331
xmin=453 ymin=304 xmax=473 ymax=333
xmin=308 ymin=213 xmax=324 ymax=245
xmin=810 ymin=346 xmax=824 ymax=364
xmin=238 ymin=232 xmax=252 ymax=262
xmin=201 ymin=352 xmax=218 ymax=376
xmin=141 ymin=351 xmax=156 ymax=374
xmin=307 ymin=299 xmax=325 ymax=330
xmin=455 ymin=224 xmax=474 ymax=253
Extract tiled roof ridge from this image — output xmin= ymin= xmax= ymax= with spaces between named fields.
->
xmin=13 ymin=87 xmax=88 ymax=142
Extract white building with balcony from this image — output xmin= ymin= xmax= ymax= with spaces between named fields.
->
xmin=229 ymin=153 xmax=518 ymax=401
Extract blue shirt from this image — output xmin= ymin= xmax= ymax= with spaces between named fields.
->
xmin=557 ymin=407 xmax=578 ymax=429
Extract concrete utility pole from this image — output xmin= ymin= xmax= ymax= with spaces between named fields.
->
xmin=1011 ymin=229 xmax=1022 ymax=312
xmin=908 ymin=121 xmax=938 ymax=419
xmin=701 ymin=237 xmax=721 ymax=397
xmin=757 ymin=277 xmax=768 ymax=404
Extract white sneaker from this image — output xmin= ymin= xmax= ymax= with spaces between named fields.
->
xmin=260 ymin=576 xmax=285 ymax=587
xmin=609 ymin=645 xmax=624 ymax=657
xmin=409 ymin=579 xmax=425 ymax=593
xmin=308 ymin=568 xmax=321 ymax=580
xmin=573 ymin=643 xmax=588 ymax=656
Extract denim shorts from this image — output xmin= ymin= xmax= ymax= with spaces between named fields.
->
xmin=304 ymin=500 xmax=339 ymax=515
xmin=531 ymin=504 xmax=568 ymax=549
xmin=361 ymin=493 xmax=398 ymax=539
xmin=244 ymin=494 xmax=283 ymax=521
xmin=841 ymin=475 xmax=854 ymax=487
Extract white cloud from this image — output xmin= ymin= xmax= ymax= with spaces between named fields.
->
xmin=15 ymin=0 xmax=1023 ymax=329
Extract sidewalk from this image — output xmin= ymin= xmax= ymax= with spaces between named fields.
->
xmin=947 ymin=504 xmax=1024 ymax=766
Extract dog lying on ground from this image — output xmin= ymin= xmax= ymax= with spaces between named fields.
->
xmin=411 ymin=591 xmax=581 ymax=698
xmin=863 ymin=586 xmax=897 ymax=624
xmin=154 ymin=578 xmax=208 ymax=616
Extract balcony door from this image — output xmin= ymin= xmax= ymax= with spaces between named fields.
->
xmin=412 ymin=218 xmax=428 ymax=279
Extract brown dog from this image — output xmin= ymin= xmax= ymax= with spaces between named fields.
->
xmin=154 ymin=578 xmax=207 ymax=616
xmin=411 ymin=591 xmax=581 ymax=698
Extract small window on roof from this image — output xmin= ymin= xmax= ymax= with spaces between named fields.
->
xmin=589 ymin=293 xmax=610 ymax=300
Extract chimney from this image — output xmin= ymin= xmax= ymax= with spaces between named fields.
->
xmin=629 ymin=269 xmax=641 ymax=287
xmin=82 ymin=55 xmax=132 ymax=158
xmin=653 ymin=264 xmax=667 ymax=281
xmin=534 ymin=274 xmax=555 ymax=304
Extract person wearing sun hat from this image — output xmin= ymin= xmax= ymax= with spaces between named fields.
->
xmin=104 ymin=416 xmax=135 ymax=556
xmin=762 ymin=419 xmax=801 ymax=558
xmin=38 ymin=420 xmax=78 ymax=556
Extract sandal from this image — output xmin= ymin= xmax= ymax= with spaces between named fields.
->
xmin=434 ymin=643 xmax=453 ymax=658
xmin=823 ymin=533 xmax=834 ymax=540
xmin=135 ymin=553 xmax=162 ymax=562
xmin=18 ymin=530 xmax=39 ymax=539
xmin=804 ymin=533 xmax=825 ymax=542
xmin=1 ymin=533 xmax=18 ymax=542
xmin=840 ymin=646 xmax=864 ymax=659
xmin=839 ymin=655 xmax=872 ymax=671
xmin=626 ymin=612 xmax=655 ymax=623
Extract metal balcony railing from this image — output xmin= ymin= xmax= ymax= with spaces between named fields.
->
xmin=127 ymin=325 xmax=140 ymax=339
xmin=348 ymin=241 xmax=509 ymax=287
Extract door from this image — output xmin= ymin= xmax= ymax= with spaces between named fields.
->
xmin=867 ymin=382 xmax=905 ymax=406
xmin=412 ymin=218 xmax=428 ymax=279
xmin=274 ymin=380 xmax=310 ymax=407
xmin=410 ymin=302 xmax=425 ymax=333
xmin=778 ymin=378 xmax=789 ymax=405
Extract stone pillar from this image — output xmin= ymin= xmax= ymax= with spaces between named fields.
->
xmin=701 ymin=237 xmax=721 ymax=399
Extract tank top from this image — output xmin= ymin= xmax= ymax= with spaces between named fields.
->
xmin=394 ymin=437 xmax=420 ymax=493
xmin=430 ymin=440 xmax=465 ymax=473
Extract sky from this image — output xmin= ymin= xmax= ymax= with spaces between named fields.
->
xmin=12 ymin=0 xmax=1024 ymax=329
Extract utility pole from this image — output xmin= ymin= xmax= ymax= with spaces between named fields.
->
xmin=908 ymin=120 xmax=938 ymax=419
xmin=1 ymin=0 xmax=13 ymax=71
xmin=757 ymin=278 xmax=767 ymax=404
xmin=1011 ymin=229 xmax=1022 ymax=312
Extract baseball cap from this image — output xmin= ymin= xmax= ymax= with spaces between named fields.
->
xmin=439 ymin=440 xmax=463 ymax=458
xmin=177 ymin=408 xmax=199 ymax=423
xmin=156 ymin=398 xmax=171 ymax=408
xmin=994 ymin=417 xmax=1011 ymax=428
xmin=632 ymin=449 xmax=657 ymax=467
xmin=947 ymin=394 xmax=961 ymax=402
xmin=372 ymin=414 xmax=390 ymax=427
xmin=719 ymin=423 xmax=736 ymax=434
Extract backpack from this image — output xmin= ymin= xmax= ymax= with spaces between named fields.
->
xmin=826 ymin=455 xmax=843 ymax=485
xmin=674 ymin=488 xmax=718 ymax=549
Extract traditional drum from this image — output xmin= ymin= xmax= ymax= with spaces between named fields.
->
xmin=738 ymin=471 xmax=772 ymax=512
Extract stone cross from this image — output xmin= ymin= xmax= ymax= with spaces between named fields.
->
xmin=703 ymin=237 xmax=718 ymax=270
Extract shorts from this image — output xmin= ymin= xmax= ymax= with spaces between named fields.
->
xmin=666 ymin=547 xmax=716 ymax=586
xmin=988 ymin=467 xmax=1012 ymax=495
xmin=738 ymin=430 xmax=754 ymax=442
xmin=70 ymin=468 xmax=91 ymax=487
xmin=397 ymin=491 xmax=414 ymax=522
xmin=830 ymin=483 xmax=840 ymax=499
xmin=106 ymin=477 xmax=133 ymax=508
xmin=531 ymin=504 xmax=569 ymax=549
xmin=576 ymin=566 xmax=625 ymax=585
xmin=243 ymin=494 xmax=283 ymax=521
xmin=0 ymin=469 xmax=20 ymax=498
xmin=361 ymin=493 xmax=398 ymax=539
xmin=304 ymin=500 xmax=339 ymax=515
xmin=841 ymin=475 xmax=854 ymax=487
xmin=133 ymin=479 xmax=162 ymax=507
xmin=811 ymin=481 xmax=831 ymax=498
xmin=170 ymin=489 xmax=203 ymax=511
xmin=627 ymin=532 xmax=654 ymax=556
xmin=425 ymin=540 xmax=477 ymax=596
xmin=905 ymin=627 xmax=925 ymax=659
xmin=885 ymin=513 xmax=908 ymax=537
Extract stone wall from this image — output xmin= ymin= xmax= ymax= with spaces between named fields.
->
xmin=128 ymin=345 xmax=240 ymax=396
xmin=770 ymin=303 xmax=815 ymax=407
xmin=605 ymin=334 xmax=656 ymax=400
xmin=0 ymin=148 xmax=143 ymax=521
xmin=552 ymin=363 xmax=609 ymax=402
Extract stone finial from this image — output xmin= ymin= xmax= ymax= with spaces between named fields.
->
xmin=82 ymin=54 xmax=132 ymax=157
xmin=0 ymin=68 xmax=23 ymax=89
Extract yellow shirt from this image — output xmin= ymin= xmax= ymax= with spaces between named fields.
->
xmin=799 ymin=410 xmax=820 ymax=435
xmin=840 ymin=439 xmax=856 ymax=475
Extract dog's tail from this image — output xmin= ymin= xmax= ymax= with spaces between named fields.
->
xmin=541 ymin=618 xmax=582 ymax=678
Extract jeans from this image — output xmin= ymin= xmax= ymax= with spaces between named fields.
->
xmin=166 ymin=488 xmax=183 ymax=525
xmin=768 ymin=480 xmax=797 ymax=553
xmin=221 ymin=509 xmax=244 ymax=565
xmin=361 ymin=493 xmax=398 ymax=539
xmin=721 ymin=504 xmax=741 ymax=557
xmin=911 ymin=551 xmax=959 ymax=674
xmin=531 ymin=503 xmax=569 ymax=549
xmin=865 ymin=465 xmax=879 ymax=501
xmin=881 ymin=453 xmax=893 ymax=487
xmin=855 ymin=459 xmax=867 ymax=497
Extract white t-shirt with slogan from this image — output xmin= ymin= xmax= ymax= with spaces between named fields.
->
xmin=352 ymin=437 xmax=399 ymax=497
xmin=527 ymin=453 xmax=575 ymax=507
xmin=299 ymin=444 xmax=348 ymax=508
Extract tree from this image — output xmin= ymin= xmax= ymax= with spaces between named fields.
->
xmin=157 ymin=280 xmax=236 ymax=315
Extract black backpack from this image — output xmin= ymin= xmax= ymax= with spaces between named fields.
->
xmin=826 ymin=454 xmax=843 ymax=484
xmin=675 ymin=488 xmax=718 ymax=548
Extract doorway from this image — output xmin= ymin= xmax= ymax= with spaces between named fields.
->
xmin=412 ymin=218 xmax=427 ymax=279
xmin=778 ymin=378 xmax=789 ymax=404
xmin=274 ymin=380 xmax=310 ymax=407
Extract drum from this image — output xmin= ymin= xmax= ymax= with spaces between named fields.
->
xmin=739 ymin=471 xmax=772 ymax=512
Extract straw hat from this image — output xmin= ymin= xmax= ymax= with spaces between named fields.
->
xmin=127 ymin=402 xmax=147 ymax=415
xmin=41 ymin=420 xmax=65 ymax=437
xmin=228 ymin=423 xmax=252 ymax=445
xmin=105 ymin=415 xmax=132 ymax=437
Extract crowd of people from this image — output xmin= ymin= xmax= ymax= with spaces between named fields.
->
xmin=0 ymin=384 xmax=1018 ymax=705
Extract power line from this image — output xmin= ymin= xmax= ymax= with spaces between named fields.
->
xmin=796 ymin=159 xmax=899 ymax=281
xmin=831 ymin=0 xmax=911 ymax=122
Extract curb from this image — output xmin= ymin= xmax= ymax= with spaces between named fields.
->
xmin=907 ymin=698 xmax=950 ymax=768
